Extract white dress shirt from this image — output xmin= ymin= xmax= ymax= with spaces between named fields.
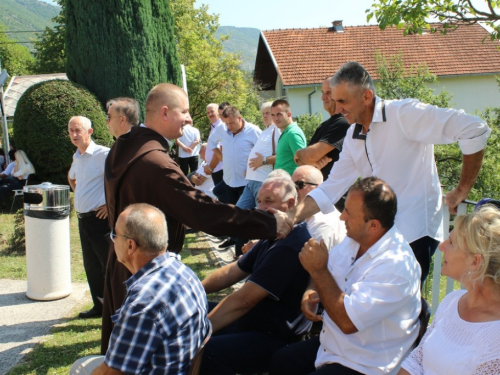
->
xmin=177 ymin=124 xmax=201 ymax=158
xmin=205 ymin=118 xmax=224 ymax=173
xmin=193 ymin=161 xmax=216 ymax=199
xmin=245 ymin=123 xmax=281 ymax=182
xmin=207 ymin=119 xmax=261 ymax=187
xmin=309 ymin=97 xmax=491 ymax=243
xmin=69 ymin=141 xmax=109 ymax=213
xmin=316 ymin=225 xmax=421 ymax=374
xmin=305 ymin=209 xmax=346 ymax=251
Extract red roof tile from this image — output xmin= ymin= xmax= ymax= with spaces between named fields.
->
xmin=256 ymin=23 xmax=500 ymax=87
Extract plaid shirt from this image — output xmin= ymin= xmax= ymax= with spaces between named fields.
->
xmin=105 ymin=253 xmax=209 ymax=374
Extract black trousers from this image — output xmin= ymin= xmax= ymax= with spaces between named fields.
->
xmin=212 ymin=169 xmax=223 ymax=186
xmin=78 ymin=213 xmax=110 ymax=312
xmin=270 ymin=336 xmax=363 ymax=375
xmin=178 ymin=155 xmax=199 ymax=176
xmin=409 ymin=236 xmax=440 ymax=286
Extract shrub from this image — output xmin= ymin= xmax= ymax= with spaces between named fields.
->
xmin=296 ymin=113 xmax=323 ymax=144
xmin=13 ymin=79 xmax=113 ymax=184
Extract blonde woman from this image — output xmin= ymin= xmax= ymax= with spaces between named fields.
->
xmin=399 ymin=205 xmax=500 ymax=375
xmin=0 ymin=150 xmax=35 ymax=202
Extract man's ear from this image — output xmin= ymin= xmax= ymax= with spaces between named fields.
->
xmin=127 ymin=238 xmax=139 ymax=255
xmin=287 ymin=197 xmax=296 ymax=210
xmin=161 ymin=105 xmax=169 ymax=120
xmin=361 ymin=89 xmax=374 ymax=105
xmin=88 ymin=128 xmax=94 ymax=136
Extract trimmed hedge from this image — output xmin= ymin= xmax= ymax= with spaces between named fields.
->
xmin=13 ymin=79 xmax=113 ymax=184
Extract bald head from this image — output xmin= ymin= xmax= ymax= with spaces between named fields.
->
xmin=143 ymin=83 xmax=192 ymax=139
xmin=292 ymin=165 xmax=323 ymax=203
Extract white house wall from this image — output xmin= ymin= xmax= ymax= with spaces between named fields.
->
xmin=286 ymin=86 xmax=330 ymax=121
xmin=427 ymin=75 xmax=500 ymax=114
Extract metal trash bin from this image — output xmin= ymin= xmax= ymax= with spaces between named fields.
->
xmin=23 ymin=182 xmax=72 ymax=301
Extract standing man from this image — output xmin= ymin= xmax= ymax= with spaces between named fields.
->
xmin=70 ymin=203 xmax=210 ymax=375
xmin=294 ymin=76 xmax=351 ymax=181
xmin=284 ymin=61 xmax=491 ymax=284
xmin=272 ymin=100 xmax=307 ymax=175
xmin=67 ymin=116 xmax=110 ymax=319
xmin=203 ymin=103 xmax=224 ymax=186
xmin=102 ymin=83 xmax=290 ymax=354
xmin=176 ymin=123 xmax=201 ymax=176
xmin=271 ymin=178 xmax=421 ymax=375
xmin=208 ymin=106 xmax=262 ymax=205
xmin=105 ymin=97 xmax=140 ymax=138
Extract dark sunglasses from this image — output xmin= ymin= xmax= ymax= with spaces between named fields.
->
xmin=294 ymin=180 xmax=319 ymax=190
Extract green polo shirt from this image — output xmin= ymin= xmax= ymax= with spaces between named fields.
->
xmin=274 ymin=122 xmax=306 ymax=175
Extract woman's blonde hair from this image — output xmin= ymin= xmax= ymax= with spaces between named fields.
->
xmin=14 ymin=150 xmax=35 ymax=178
xmin=454 ymin=205 xmax=500 ymax=286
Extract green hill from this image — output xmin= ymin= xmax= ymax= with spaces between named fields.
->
xmin=0 ymin=0 xmax=59 ymax=48
xmin=216 ymin=26 xmax=260 ymax=71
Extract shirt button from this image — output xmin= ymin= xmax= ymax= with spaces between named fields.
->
xmin=345 ymin=278 xmax=347 ymax=281
xmin=323 ymin=349 xmax=326 ymax=352
xmin=322 ymin=330 xmax=325 ymax=333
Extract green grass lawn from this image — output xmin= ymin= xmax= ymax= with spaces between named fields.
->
xmin=0 ymin=209 xmax=227 ymax=375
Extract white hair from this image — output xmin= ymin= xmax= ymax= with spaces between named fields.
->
xmin=69 ymin=116 xmax=92 ymax=131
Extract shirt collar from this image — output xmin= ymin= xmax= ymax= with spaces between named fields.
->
xmin=75 ymin=140 xmax=97 ymax=157
xmin=361 ymin=225 xmax=399 ymax=261
xmin=352 ymin=97 xmax=386 ymax=141
xmin=125 ymin=252 xmax=173 ymax=291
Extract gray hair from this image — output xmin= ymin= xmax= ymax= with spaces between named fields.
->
xmin=69 ymin=116 xmax=92 ymax=131
xmin=262 ymin=176 xmax=297 ymax=205
xmin=261 ymin=101 xmax=273 ymax=112
xmin=330 ymin=61 xmax=375 ymax=94
xmin=293 ymin=165 xmax=323 ymax=185
xmin=107 ymin=97 xmax=140 ymax=126
xmin=206 ymin=103 xmax=218 ymax=111
xmin=268 ymin=168 xmax=291 ymax=179
xmin=123 ymin=203 xmax=168 ymax=256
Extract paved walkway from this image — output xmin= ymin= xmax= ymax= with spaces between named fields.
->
xmin=0 ymin=279 xmax=89 ymax=374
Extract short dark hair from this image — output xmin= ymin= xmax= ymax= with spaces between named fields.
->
xmin=8 ymin=149 xmax=16 ymax=161
xmin=331 ymin=61 xmax=375 ymax=94
xmin=219 ymin=102 xmax=231 ymax=111
xmin=221 ymin=106 xmax=241 ymax=119
xmin=271 ymin=99 xmax=290 ymax=111
xmin=348 ymin=177 xmax=397 ymax=229
xmin=107 ymin=97 xmax=140 ymax=126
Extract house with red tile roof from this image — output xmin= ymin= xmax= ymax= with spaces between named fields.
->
xmin=254 ymin=22 xmax=500 ymax=119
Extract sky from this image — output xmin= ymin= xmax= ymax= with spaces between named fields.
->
xmin=40 ymin=0 xmax=377 ymax=30
xmin=194 ymin=0 xmax=377 ymax=29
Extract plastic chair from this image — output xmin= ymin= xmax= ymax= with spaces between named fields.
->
xmin=10 ymin=174 xmax=36 ymax=212
xmin=187 ymin=323 xmax=213 ymax=375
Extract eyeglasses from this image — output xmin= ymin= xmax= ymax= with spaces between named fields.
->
xmin=110 ymin=229 xmax=136 ymax=244
xmin=105 ymin=114 xmax=123 ymax=122
xmin=294 ymin=180 xmax=319 ymax=190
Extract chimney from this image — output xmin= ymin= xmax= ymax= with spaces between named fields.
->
xmin=330 ymin=20 xmax=344 ymax=33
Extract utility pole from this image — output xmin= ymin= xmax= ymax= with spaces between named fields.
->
xmin=0 ymin=55 xmax=11 ymax=164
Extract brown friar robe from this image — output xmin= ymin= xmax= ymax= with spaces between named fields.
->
xmin=101 ymin=126 xmax=276 ymax=353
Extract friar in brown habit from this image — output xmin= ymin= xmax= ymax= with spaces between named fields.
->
xmin=101 ymin=83 xmax=292 ymax=353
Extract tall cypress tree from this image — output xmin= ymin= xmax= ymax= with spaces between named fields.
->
xmin=65 ymin=0 xmax=181 ymax=117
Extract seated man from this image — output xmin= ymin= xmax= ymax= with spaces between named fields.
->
xmin=292 ymin=165 xmax=346 ymax=250
xmin=70 ymin=203 xmax=210 ymax=375
xmin=271 ymin=177 xmax=421 ymax=375
xmin=200 ymin=176 xmax=312 ymax=375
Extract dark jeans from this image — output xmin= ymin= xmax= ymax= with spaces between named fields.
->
xmin=409 ymin=236 xmax=440 ymax=286
xmin=213 ymin=181 xmax=245 ymax=205
xmin=212 ymin=169 xmax=223 ymax=186
xmin=0 ymin=178 xmax=25 ymax=203
xmin=78 ymin=213 xmax=110 ymax=312
xmin=201 ymin=302 xmax=289 ymax=375
xmin=179 ymin=155 xmax=199 ymax=176
xmin=270 ymin=336 xmax=363 ymax=375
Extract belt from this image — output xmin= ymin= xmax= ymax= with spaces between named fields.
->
xmin=77 ymin=211 xmax=97 ymax=219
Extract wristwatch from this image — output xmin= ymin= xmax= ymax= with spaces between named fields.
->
xmin=262 ymin=156 xmax=267 ymax=165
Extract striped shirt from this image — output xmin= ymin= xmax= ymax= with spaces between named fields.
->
xmin=105 ymin=253 xmax=210 ymax=374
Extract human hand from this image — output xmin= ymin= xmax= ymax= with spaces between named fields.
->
xmin=269 ymin=208 xmax=293 ymax=239
xmin=313 ymin=156 xmax=332 ymax=170
xmin=203 ymin=165 xmax=213 ymax=175
xmin=299 ymin=239 xmax=329 ymax=276
xmin=249 ymin=152 xmax=264 ymax=171
xmin=191 ymin=174 xmax=201 ymax=186
xmin=94 ymin=205 xmax=108 ymax=220
xmin=301 ymin=289 xmax=322 ymax=322
xmin=445 ymin=187 xmax=468 ymax=214
xmin=242 ymin=240 xmax=257 ymax=254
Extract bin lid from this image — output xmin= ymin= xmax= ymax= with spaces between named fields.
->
xmin=24 ymin=182 xmax=70 ymax=210
xmin=24 ymin=182 xmax=70 ymax=193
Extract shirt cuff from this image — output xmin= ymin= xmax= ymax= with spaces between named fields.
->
xmin=308 ymin=186 xmax=335 ymax=214
xmin=458 ymin=127 xmax=491 ymax=155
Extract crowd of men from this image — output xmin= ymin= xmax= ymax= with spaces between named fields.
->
xmin=67 ymin=61 xmax=490 ymax=375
